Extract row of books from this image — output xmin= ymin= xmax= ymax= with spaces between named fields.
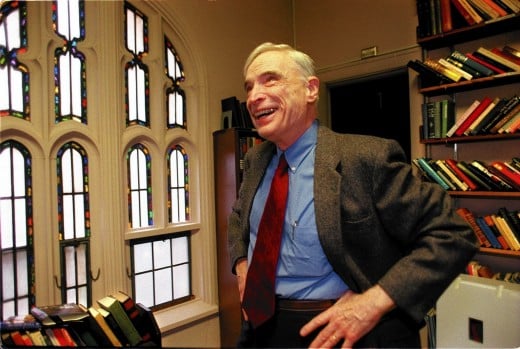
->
xmin=221 ymin=96 xmax=254 ymax=130
xmin=421 ymin=94 xmax=520 ymax=139
xmin=416 ymin=0 xmax=520 ymax=38
xmin=408 ymin=45 xmax=520 ymax=88
xmin=413 ymin=157 xmax=520 ymax=191
xmin=466 ymin=260 xmax=520 ymax=283
xmin=457 ymin=207 xmax=520 ymax=251
xmin=0 ymin=291 xmax=160 ymax=347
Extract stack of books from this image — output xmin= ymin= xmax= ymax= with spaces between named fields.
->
xmin=421 ymin=94 xmax=520 ymax=139
xmin=416 ymin=0 xmax=520 ymax=38
xmin=457 ymin=207 xmax=520 ymax=251
xmin=0 ymin=292 xmax=160 ymax=347
xmin=466 ymin=260 xmax=520 ymax=283
xmin=221 ymin=96 xmax=254 ymax=129
xmin=408 ymin=44 xmax=520 ymax=88
xmin=413 ymin=157 xmax=520 ymax=191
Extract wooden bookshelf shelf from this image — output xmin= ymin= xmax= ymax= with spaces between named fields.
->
xmin=419 ymin=72 xmax=520 ymax=97
xmin=417 ymin=14 xmax=520 ymax=50
xmin=421 ymin=133 xmax=520 ymax=144
xmin=479 ymin=247 xmax=520 ymax=258
xmin=448 ymin=191 xmax=520 ymax=199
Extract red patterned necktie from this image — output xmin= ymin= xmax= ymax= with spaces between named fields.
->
xmin=242 ymin=154 xmax=289 ymax=328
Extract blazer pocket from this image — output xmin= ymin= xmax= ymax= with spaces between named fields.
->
xmin=341 ymin=216 xmax=382 ymax=257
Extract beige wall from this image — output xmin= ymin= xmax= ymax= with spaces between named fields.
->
xmin=159 ymin=0 xmax=294 ymax=134
xmin=292 ymin=0 xmax=423 ymax=159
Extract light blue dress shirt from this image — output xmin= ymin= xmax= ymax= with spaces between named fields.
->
xmin=248 ymin=121 xmax=349 ymax=300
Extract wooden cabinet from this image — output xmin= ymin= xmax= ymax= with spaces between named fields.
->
xmin=213 ymin=128 xmax=260 ymax=348
xmin=414 ymin=15 xmax=520 ymax=265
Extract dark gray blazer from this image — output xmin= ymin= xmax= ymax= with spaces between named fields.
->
xmin=228 ymin=125 xmax=477 ymax=324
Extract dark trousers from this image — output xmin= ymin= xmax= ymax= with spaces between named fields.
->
xmin=237 ymin=307 xmax=422 ymax=348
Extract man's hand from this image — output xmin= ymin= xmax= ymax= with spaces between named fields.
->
xmin=235 ymin=258 xmax=249 ymax=320
xmin=299 ymin=285 xmax=395 ymax=348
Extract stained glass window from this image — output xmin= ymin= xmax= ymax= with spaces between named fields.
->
xmin=125 ymin=3 xmax=149 ymax=127
xmin=0 ymin=1 xmax=30 ymax=120
xmin=0 ymin=140 xmax=35 ymax=320
xmin=167 ymin=145 xmax=189 ymax=223
xmin=56 ymin=142 xmax=91 ymax=306
xmin=165 ymin=37 xmax=186 ymax=129
xmin=131 ymin=233 xmax=191 ymax=308
xmin=52 ymin=0 xmax=87 ymax=124
xmin=127 ymin=143 xmax=153 ymax=229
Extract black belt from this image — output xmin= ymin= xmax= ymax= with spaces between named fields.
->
xmin=276 ymin=299 xmax=336 ymax=311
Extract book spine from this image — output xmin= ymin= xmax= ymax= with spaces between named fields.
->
xmin=450 ymin=0 xmax=478 ymax=24
xmin=458 ymin=0 xmax=485 ymax=21
xmin=456 ymin=161 xmax=493 ymax=190
xmin=471 ymin=160 xmax=514 ymax=191
xmin=416 ymin=157 xmax=451 ymax=190
xmin=484 ymin=214 xmax=510 ymax=249
xmin=445 ymin=158 xmax=479 ymax=190
xmin=450 ymin=51 xmax=495 ymax=76
xmin=476 ymin=47 xmax=520 ymax=71
xmin=490 ymin=102 xmax=520 ymax=133
xmin=436 ymin=159 xmax=470 ymax=190
xmin=475 ymin=216 xmax=502 ymax=248
xmin=456 ymin=207 xmax=492 ymax=247
xmin=454 ymin=96 xmax=493 ymax=136
xmin=439 ymin=58 xmax=473 ymax=80
xmin=464 ymin=97 xmax=499 ymax=135
xmin=480 ymin=95 xmax=519 ymax=133
xmin=470 ymin=51 xmax=513 ymax=73
xmin=424 ymin=58 xmax=463 ymax=81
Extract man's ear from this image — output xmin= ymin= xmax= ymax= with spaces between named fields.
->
xmin=306 ymin=76 xmax=320 ymax=103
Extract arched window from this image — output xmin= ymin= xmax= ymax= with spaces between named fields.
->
xmin=0 ymin=140 xmax=35 ymax=318
xmin=127 ymin=143 xmax=152 ymax=229
xmin=0 ymin=1 xmax=30 ymax=120
xmin=125 ymin=2 xmax=149 ymax=127
xmin=167 ymin=145 xmax=189 ymax=223
xmin=165 ymin=37 xmax=186 ymax=129
xmin=52 ymin=0 xmax=87 ymax=124
xmin=56 ymin=141 xmax=91 ymax=306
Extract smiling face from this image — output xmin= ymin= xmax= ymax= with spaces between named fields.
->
xmin=244 ymin=50 xmax=319 ymax=150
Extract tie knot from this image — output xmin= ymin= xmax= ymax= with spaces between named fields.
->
xmin=277 ymin=154 xmax=288 ymax=172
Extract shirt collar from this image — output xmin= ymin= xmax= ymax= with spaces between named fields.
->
xmin=277 ymin=120 xmax=318 ymax=172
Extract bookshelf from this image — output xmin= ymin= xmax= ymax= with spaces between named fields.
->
xmin=213 ymin=127 xmax=261 ymax=348
xmin=413 ymin=12 xmax=520 ymax=262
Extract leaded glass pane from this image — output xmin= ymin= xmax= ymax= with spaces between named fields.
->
xmin=173 ymin=264 xmax=190 ymax=299
xmin=2 ymin=252 xmax=14 ymax=299
xmin=55 ymin=0 xmax=82 ymax=40
xmin=172 ymin=236 xmax=188 ymax=265
xmin=135 ymin=272 xmax=153 ymax=306
xmin=133 ymin=242 xmax=152 ymax=273
xmin=154 ymin=268 xmax=172 ymax=305
xmin=65 ymin=246 xmax=77 ymax=287
xmin=153 ymin=239 xmax=171 ymax=269
xmin=14 ymin=198 xmax=27 ymax=246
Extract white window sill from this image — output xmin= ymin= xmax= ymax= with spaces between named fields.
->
xmin=153 ymin=298 xmax=219 ymax=334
